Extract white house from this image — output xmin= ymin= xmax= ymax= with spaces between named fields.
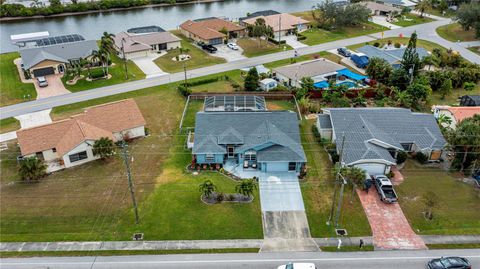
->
xmin=259 ymin=78 xmax=278 ymax=91
xmin=16 ymin=99 xmax=146 ymax=172
xmin=113 ymin=31 xmax=181 ymax=59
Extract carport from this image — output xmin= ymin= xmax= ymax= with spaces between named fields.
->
xmin=32 ymin=67 xmax=55 ymax=77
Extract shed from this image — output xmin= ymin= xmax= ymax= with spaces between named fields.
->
xmin=259 ymin=78 xmax=278 ymax=91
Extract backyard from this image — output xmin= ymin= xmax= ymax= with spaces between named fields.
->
xmin=154 ymin=32 xmax=226 ymax=73
xmin=392 ymin=13 xmax=434 ymax=27
xmin=299 ymin=22 xmax=387 ymax=46
xmin=430 ymin=84 xmax=480 ymax=106
xmin=436 ymin=23 xmax=478 ymax=42
xmin=0 ymin=52 xmax=37 ymax=107
xmin=396 ymin=160 xmax=480 ymax=235
xmin=236 ymin=38 xmax=291 ymax=58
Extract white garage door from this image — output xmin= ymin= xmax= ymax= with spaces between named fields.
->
xmin=355 ymin=163 xmax=387 ymax=176
xmin=266 ymin=162 xmax=288 ymax=172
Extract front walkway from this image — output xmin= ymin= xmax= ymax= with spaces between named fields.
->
xmin=357 ymin=189 xmax=427 ymax=250
xmin=131 ymin=54 xmax=168 ymax=78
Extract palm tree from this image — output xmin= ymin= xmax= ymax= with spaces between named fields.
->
xmin=415 ymin=0 xmax=431 ymax=18
xmin=18 ymin=157 xmax=47 ymax=181
xmin=199 ymin=180 xmax=216 ymax=198
xmin=235 ymin=179 xmax=257 ymax=198
xmin=92 ymin=50 xmax=108 ymax=77
xmin=437 ymin=114 xmax=452 ymax=128
xmin=92 ymin=137 xmax=115 ymax=159
xmin=297 ymin=96 xmax=311 ymax=114
xmin=100 ymin=32 xmax=115 ymax=74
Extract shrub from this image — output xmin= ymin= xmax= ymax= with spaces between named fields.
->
xmin=415 ymin=152 xmax=428 ymax=164
xmin=216 ymin=192 xmax=225 ymax=203
xmin=268 ymin=37 xmax=286 ymax=45
xmin=90 ymin=68 xmax=105 ymax=79
xmin=230 ymin=81 xmax=241 ymax=91
xmin=394 ymin=42 xmax=401 ymax=48
xmin=177 ymin=84 xmax=191 ymax=97
xmin=463 ymin=82 xmax=476 ymax=91
xmin=297 ymin=34 xmax=307 ymax=41
xmin=396 ymin=151 xmax=408 ymax=164
xmin=387 ymin=171 xmax=395 ymax=178
xmin=182 ymin=76 xmax=220 ymax=87
xmin=312 ymin=124 xmax=321 ymax=142
xmin=330 ymin=152 xmax=339 ymax=163
xmin=373 ymin=42 xmax=380 ymax=47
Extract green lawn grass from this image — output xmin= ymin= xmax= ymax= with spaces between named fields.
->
xmin=427 ymin=244 xmax=480 ymax=249
xmin=300 ymin=119 xmax=372 ymax=238
xmin=236 ymin=38 xmax=292 ymax=58
xmin=430 ymin=84 xmax=480 ymax=106
xmin=392 ymin=13 xmax=434 ymax=27
xmin=61 ymin=52 xmax=145 ymax=93
xmin=468 ymin=46 xmax=480 ymax=55
xmin=396 ymin=160 xmax=480 ymax=235
xmin=321 ymin=246 xmax=374 ymax=252
xmin=0 ymin=53 xmax=36 ymax=107
xmin=436 ymin=23 xmax=478 ymax=42
xmin=300 ymin=22 xmax=387 ymax=46
xmin=427 ymin=8 xmax=456 ymax=18
xmin=0 ymin=118 xmax=20 ymax=133
xmin=264 ymin=51 xmax=341 ymax=69
xmin=154 ymin=32 xmax=226 ymax=73
xmin=348 ymin=37 xmax=445 ymax=52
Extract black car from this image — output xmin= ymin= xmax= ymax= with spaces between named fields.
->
xmin=427 ymin=257 xmax=471 ymax=269
xmin=337 ymin=47 xmax=351 ymax=57
xmin=201 ymin=44 xmax=217 ymax=53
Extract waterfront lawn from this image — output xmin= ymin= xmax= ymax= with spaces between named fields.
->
xmin=300 ymin=119 xmax=372 ymax=238
xmin=154 ymin=32 xmax=226 ymax=73
xmin=61 ymin=52 xmax=145 ymax=93
xmin=0 ymin=53 xmax=37 ymax=107
xmin=300 ymin=22 xmax=387 ymax=46
xmin=396 ymin=160 xmax=480 ymax=235
xmin=392 ymin=13 xmax=434 ymax=27
xmin=236 ymin=38 xmax=292 ymax=58
xmin=436 ymin=23 xmax=478 ymax=42
xmin=0 ymin=75 xmax=263 ymax=242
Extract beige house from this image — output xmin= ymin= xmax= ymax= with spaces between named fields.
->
xmin=113 ymin=31 xmax=181 ymax=59
xmin=16 ymin=99 xmax=146 ymax=172
xmin=361 ymin=1 xmax=401 ymax=16
xmin=179 ymin=18 xmax=246 ymax=45
xmin=242 ymin=13 xmax=309 ymax=39
xmin=273 ymin=58 xmax=344 ymax=87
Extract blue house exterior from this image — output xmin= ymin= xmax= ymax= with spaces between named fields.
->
xmin=192 ymin=111 xmax=306 ymax=174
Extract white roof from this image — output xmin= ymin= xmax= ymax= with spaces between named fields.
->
xmin=260 ymin=78 xmax=276 ymax=84
xmin=240 ymin=64 xmax=270 ymax=74
xmin=11 ymin=31 xmax=50 ymax=43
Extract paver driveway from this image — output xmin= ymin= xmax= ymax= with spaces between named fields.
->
xmin=34 ymin=74 xmax=70 ymax=99
xmin=357 ymin=189 xmax=427 ymax=250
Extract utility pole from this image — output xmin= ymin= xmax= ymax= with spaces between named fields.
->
xmin=328 ymin=134 xmax=346 ymax=225
xmin=121 ymin=38 xmax=129 ymax=80
xmin=278 ymin=14 xmax=282 ymax=45
xmin=334 ymin=173 xmax=347 ymax=228
xmin=121 ymin=140 xmax=139 ymax=225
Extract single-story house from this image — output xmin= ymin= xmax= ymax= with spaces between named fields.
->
xmin=239 ymin=10 xmax=280 ymax=22
xmin=19 ymin=37 xmax=98 ymax=78
xmin=361 ymin=1 xmax=401 ymax=16
xmin=433 ymin=105 xmax=480 ymax=129
xmin=460 ymin=95 xmax=480 ymax=106
xmin=16 ymin=99 xmax=146 ymax=171
xmin=317 ymin=108 xmax=446 ymax=176
xmin=242 ymin=13 xmax=309 ymax=39
xmin=179 ymin=18 xmax=246 ymax=45
xmin=113 ymin=31 xmax=181 ymax=59
xmin=273 ymin=58 xmax=365 ymax=89
xmin=356 ymin=45 xmax=430 ymax=68
xmin=192 ymin=110 xmax=306 ymax=175
xmin=379 ymin=0 xmax=416 ymax=8
xmin=259 ymin=78 xmax=278 ymax=91
xmin=240 ymin=64 xmax=270 ymax=75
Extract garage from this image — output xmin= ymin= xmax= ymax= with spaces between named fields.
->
xmin=355 ymin=163 xmax=388 ymax=176
xmin=265 ymin=162 xmax=288 ymax=172
xmin=32 ymin=67 xmax=55 ymax=77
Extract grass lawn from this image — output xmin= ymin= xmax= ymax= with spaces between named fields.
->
xmin=61 ymin=52 xmax=145 ymax=93
xmin=392 ymin=13 xmax=434 ymax=27
xmin=236 ymin=38 xmax=292 ymax=58
xmin=291 ymin=10 xmax=315 ymax=22
xmin=427 ymin=8 xmax=456 ymax=18
xmin=264 ymin=51 xmax=341 ymax=69
xmin=0 ymin=53 xmax=37 ymax=107
xmin=0 ymin=73 xmax=263 ymax=242
xmin=430 ymin=84 xmax=480 ymax=106
xmin=348 ymin=37 xmax=445 ymax=52
xmin=396 ymin=160 xmax=480 ymax=235
xmin=300 ymin=22 xmax=387 ymax=46
xmin=300 ymin=119 xmax=372 ymax=238
xmin=321 ymin=246 xmax=374 ymax=252
xmin=436 ymin=23 xmax=478 ymax=42
xmin=468 ymin=46 xmax=480 ymax=55
xmin=0 ymin=118 xmax=20 ymax=133
xmin=154 ymin=32 xmax=225 ymax=73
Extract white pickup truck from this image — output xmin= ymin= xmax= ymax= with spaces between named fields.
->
xmin=372 ymin=175 xmax=398 ymax=203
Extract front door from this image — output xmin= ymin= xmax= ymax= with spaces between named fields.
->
xmin=227 ymin=146 xmax=234 ymax=158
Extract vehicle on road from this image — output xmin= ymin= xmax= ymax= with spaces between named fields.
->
xmin=337 ymin=47 xmax=351 ymax=57
xmin=36 ymin=76 xmax=48 ymax=87
xmin=277 ymin=262 xmax=317 ymax=269
xmin=227 ymin=43 xmax=239 ymax=50
xmin=427 ymin=256 xmax=471 ymax=269
xmin=373 ymin=175 xmax=398 ymax=203
xmin=201 ymin=43 xmax=218 ymax=53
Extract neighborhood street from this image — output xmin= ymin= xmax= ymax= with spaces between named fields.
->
xmin=2 ymin=249 xmax=480 ymax=269
xmin=1 ymin=16 xmax=479 ymax=120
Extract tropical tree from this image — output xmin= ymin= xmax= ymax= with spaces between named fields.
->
xmin=18 ymin=157 xmax=47 ymax=181
xmin=415 ymin=0 xmax=431 ymax=18
xmin=92 ymin=137 xmax=115 ymax=159
xmin=366 ymin=57 xmax=392 ymax=84
xmin=235 ymin=179 xmax=257 ymax=197
xmin=244 ymin=67 xmax=259 ymax=91
xmin=297 ymin=77 xmax=314 ymax=98
xmin=100 ymin=32 xmax=115 ymax=74
xmin=405 ymin=77 xmax=432 ymax=108
xmin=437 ymin=114 xmax=452 ymax=128
xmin=455 ymin=2 xmax=480 ymax=38
xmin=439 ymin=78 xmax=453 ymax=99
xmin=446 ymin=114 xmax=480 ymax=173
xmin=249 ymin=18 xmax=274 ymax=46
xmin=401 ymin=32 xmax=421 ymax=78
xmin=297 ymin=96 xmax=311 ymax=114
xmin=92 ymin=49 xmax=108 ymax=76
xmin=199 ymin=180 xmax=217 ymax=198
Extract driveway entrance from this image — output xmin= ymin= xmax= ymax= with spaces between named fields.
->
xmin=131 ymin=54 xmax=168 ymax=78
xmin=281 ymin=35 xmax=308 ymax=49
xmin=34 ymin=74 xmax=70 ymax=99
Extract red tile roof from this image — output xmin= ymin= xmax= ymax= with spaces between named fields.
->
xmin=180 ymin=18 xmax=244 ymax=40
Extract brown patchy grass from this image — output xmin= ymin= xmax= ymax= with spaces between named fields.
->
xmin=436 ymin=23 xmax=478 ymax=42
xmin=237 ymin=38 xmax=292 ymax=57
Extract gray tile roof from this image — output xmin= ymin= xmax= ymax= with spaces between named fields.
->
xmin=193 ymin=111 xmax=306 ymax=162
xmin=324 ymin=108 xmax=446 ymax=165
xmin=318 ymin=114 xmax=332 ymax=129
xmin=273 ymin=59 xmax=344 ymax=80
xmin=357 ymin=45 xmax=430 ymax=65
xmin=20 ymin=40 xmax=98 ymax=70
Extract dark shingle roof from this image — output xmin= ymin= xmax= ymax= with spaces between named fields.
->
xmin=193 ymin=111 xmax=305 ymax=162
xmin=239 ymin=10 xmax=280 ymax=21
xmin=325 ymin=108 xmax=446 ymax=165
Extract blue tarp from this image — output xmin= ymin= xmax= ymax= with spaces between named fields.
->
xmin=313 ymin=81 xmax=329 ymax=89
xmin=337 ymin=68 xmax=367 ymax=81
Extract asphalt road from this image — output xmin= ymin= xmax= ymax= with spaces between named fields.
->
xmin=1 ymin=249 xmax=480 ymax=269
xmin=1 ymin=15 xmax=479 ymax=120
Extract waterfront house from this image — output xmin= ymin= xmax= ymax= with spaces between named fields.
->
xmin=179 ymin=18 xmax=246 ymax=45
xmin=242 ymin=13 xmax=309 ymax=39
xmin=113 ymin=30 xmax=181 ymax=59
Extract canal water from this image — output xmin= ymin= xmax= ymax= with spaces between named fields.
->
xmin=0 ymin=0 xmax=318 ymax=53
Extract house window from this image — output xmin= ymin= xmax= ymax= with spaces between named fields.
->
xmin=205 ymin=154 xmax=215 ymax=162
xmin=400 ymin=143 xmax=413 ymax=151
xmin=69 ymin=151 xmax=88 ymax=163
xmin=52 ymin=148 xmax=57 ymax=153
xmin=244 ymin=151 xmax=256 ymax=161
xmin=289 ymin=162 xmax=296 ymax=171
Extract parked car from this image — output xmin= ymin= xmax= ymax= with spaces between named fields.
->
xmin=277 ymin=262 xmax=317 ymax=269
xmin=227 ymin=43 xmax=239 ymax=50
xmin=427 ymin=256 xmax=471 ymax=269
xmin=372 ymin=175 xmax=398 ymax=203
xmin=201 ymin=44 xmax=217 ymax=53
xmin=337 ymin=47 xmax=351 ymax=57
xmin=350 ymin=53 xmax=369 ymax=68
xmin=36 ymin=76 xmax=48 ymax=87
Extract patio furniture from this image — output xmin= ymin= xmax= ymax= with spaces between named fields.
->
xmin=243 ymin=160 xmax=249 ymax=168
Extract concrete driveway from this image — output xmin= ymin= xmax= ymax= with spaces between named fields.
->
xmin=214 ymin=44 xmax=247 ymax=62
xmin=131 ymin=54 xmax=168 ymax=78
xmin=35 ymin=74 xmax=70 ymax=99
xmin=14 ymin=109 xmax=52 ymax=129
xmin=258 ymin=172 xmax=305 ymax=211
xmin=282 ymin=35 xmax=308 ymax=49
xmin=371 ymin=16 xmax=402 ymax=30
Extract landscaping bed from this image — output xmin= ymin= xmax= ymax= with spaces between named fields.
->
xmin=201 ymin=192 xmax=253 ymax=204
